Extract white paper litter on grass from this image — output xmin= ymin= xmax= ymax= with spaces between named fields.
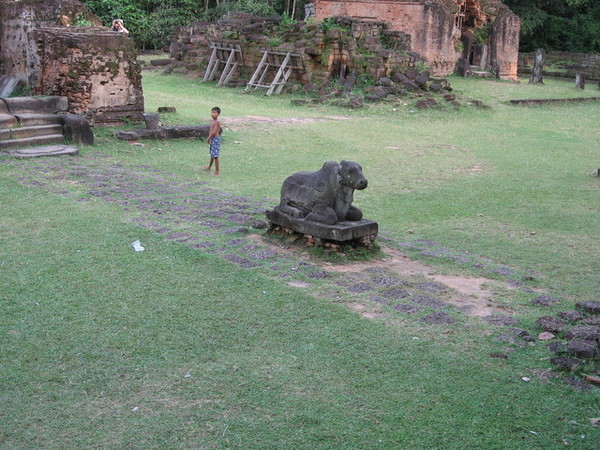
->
xmin=131 ymin=240 xmax=145 ymax=252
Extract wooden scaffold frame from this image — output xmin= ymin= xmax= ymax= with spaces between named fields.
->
xmin=245 ymin=50 xmax=304 ymax=96
xmin=203 ymin=41 xmax=244 ymax=86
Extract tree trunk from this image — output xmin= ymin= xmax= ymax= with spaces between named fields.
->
xmin=529 ymin=48 xmax=545 ymax=84
xmin=575 ymin=72 xmax=585 ymax=90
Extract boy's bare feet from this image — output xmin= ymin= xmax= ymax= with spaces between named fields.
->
xmin=212 ymin=172 xmax=219 ymax=175
xmin=203 ymin=166 xmax=211 ymax=171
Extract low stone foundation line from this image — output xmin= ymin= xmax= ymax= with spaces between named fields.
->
xmin=509 ymin=97 xmax=600 ymax=106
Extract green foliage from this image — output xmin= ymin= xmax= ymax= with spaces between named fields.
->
xmin=266 ymin=37 xmax=282 ymax=47
xmin=319 ymin=46 xmax=330 ymax=66
xmin=454 ymin=39 xmax=464 ymax=53
xmin=138 ymin=5 xmax=197 ymax=50
xmin=413 ymin=60 xmax=430 ymax=72
xmin=8 ymin=85 xmax=33 ymax=97
xmin=221 ymin=30 xmax=239 ymax=40
xmin=474 ymin=25 xmax=489 ymax=45
xmin=318 ymin=17 xmax=346 ymax=32
xmin=83 ymin=0 xmax=199 ymax=49
xmin=379 ymin=32 xmax=397 ymax=51
xmin=209 ymin=0 xmax=278 ymax=20
xmin=73 ymin=14 xmax=94 ymax=27
xmin=354 ymin=73 xmax=374 ymax=88
xmin=505 ymin=0 xmax=600 ymax=52
xmin=279 ymin=11 xmax=296 ymax=30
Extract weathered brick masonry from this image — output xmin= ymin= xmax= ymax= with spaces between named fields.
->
xmin=0 ymin=0 xmax=100 ymax=81
xmin=30 ymin=28 xmax=144 ymax=125
xmin=314 ymin=0 xmax=520 ymax=80
xmin=0 ymin=0 xmax=144 ymax=125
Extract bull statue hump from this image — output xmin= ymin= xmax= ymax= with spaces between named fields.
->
xmin=275 ymin=160 xmax=368 ymax=225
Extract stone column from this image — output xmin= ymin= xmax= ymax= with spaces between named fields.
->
xmin=489 ymin=11 xmax=520 ymax=81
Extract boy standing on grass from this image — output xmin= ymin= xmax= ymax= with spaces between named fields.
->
xmin=204 ymin=106 xmax=222 ymax=175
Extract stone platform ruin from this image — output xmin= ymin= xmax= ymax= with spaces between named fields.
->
xmin=0 ymin=95 xmax=92 ymax=157
xmin=0 ymin=0 xmax=144 ymax=126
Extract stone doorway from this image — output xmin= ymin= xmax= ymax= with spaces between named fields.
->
xmin=457 ymin=0 xmax=490 ymax=71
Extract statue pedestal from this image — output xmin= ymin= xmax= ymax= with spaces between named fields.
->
xmin=266 ymin=208 xmax=378 ymax=248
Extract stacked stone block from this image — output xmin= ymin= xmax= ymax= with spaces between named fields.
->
xmin=170 ymin=14 xmax=416 ymax=87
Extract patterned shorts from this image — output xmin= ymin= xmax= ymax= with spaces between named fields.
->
xmin=209 ymin=137 xmax=221 ymax=158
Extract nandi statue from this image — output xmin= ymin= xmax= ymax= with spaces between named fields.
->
xmin=272 ymin=160 xmax=368 ymax=225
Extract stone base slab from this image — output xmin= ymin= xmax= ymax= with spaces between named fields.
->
xmin=1 ymin=144 xmax=78 ymax=158
xmin=266 ymin=208 xmax=378 ymax=243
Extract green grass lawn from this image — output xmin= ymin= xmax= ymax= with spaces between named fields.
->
xmin=1 ymin=71 xmax=599 ymax=447
xmin=108 ymin=72 xmax=600 ymax=301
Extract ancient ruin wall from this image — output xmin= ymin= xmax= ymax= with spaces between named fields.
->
xmin=0 ymin=0 xmax=100 ymax=83
xmin=315 ymin=0 xmax=461 ymax=76
xmin=170 ymin=15 xmax=416 ymax=85
xmin=30 ymin=28 xmax=144 ymax=125
xmin=315 ymin=0 xmax=520 ymax=80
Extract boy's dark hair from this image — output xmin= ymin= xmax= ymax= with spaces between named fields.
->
xmin=212 ymin=106 xmax=221 ymax=114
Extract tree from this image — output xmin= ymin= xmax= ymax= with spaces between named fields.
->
xmin=504 ymin=0 xmax=600 ymax=52
xmin=82 ymin=0 xmax=312 ymax=49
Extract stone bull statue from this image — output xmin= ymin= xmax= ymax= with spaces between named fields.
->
xmin=274 ymin=160 xmax=368 ymax=225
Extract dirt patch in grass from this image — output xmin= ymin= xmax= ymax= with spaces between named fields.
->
xmin=224 ymin=115 xmax=352 ymax=130
xmin=251 ymin=232 xmax=508 ymax=319
xmin=287 ymin=280 xmax=310 ymax=288
xmin=348 ymin=302 xmax=388 ymax=320
xmin=324 ymin=247 xmax=507 ymax=318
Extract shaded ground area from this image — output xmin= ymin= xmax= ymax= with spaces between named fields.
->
xmin=3 ymin=151 xmax=597 ymax=388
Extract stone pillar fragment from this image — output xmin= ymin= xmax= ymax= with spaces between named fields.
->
xmin=529 ymin=48 xmax=545 ymax=84
xmin=489 ymin=11 xmax=520 ymax=81
xmin=575 ymin=72 xmax=585 ymax=90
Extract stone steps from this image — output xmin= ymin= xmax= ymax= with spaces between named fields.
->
xmin=0 ymin=124 xmax=63 ymax=140
xmin=15 ymin=113 xmax=65 ymax=126
xmin=0 ymin=96 xmax=89 ymax=155
xmin=0 ymin=113 xmax=18 ymax=128
xmin=0 ymin=113 xmax=66 ymax=152
xmin=471 ymin=70 xmax=494 ymax=78
xmin=0 ymin=133 xmax=65 ymax=150
xmin=0 ymin=96 xmax=94 ymax=157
